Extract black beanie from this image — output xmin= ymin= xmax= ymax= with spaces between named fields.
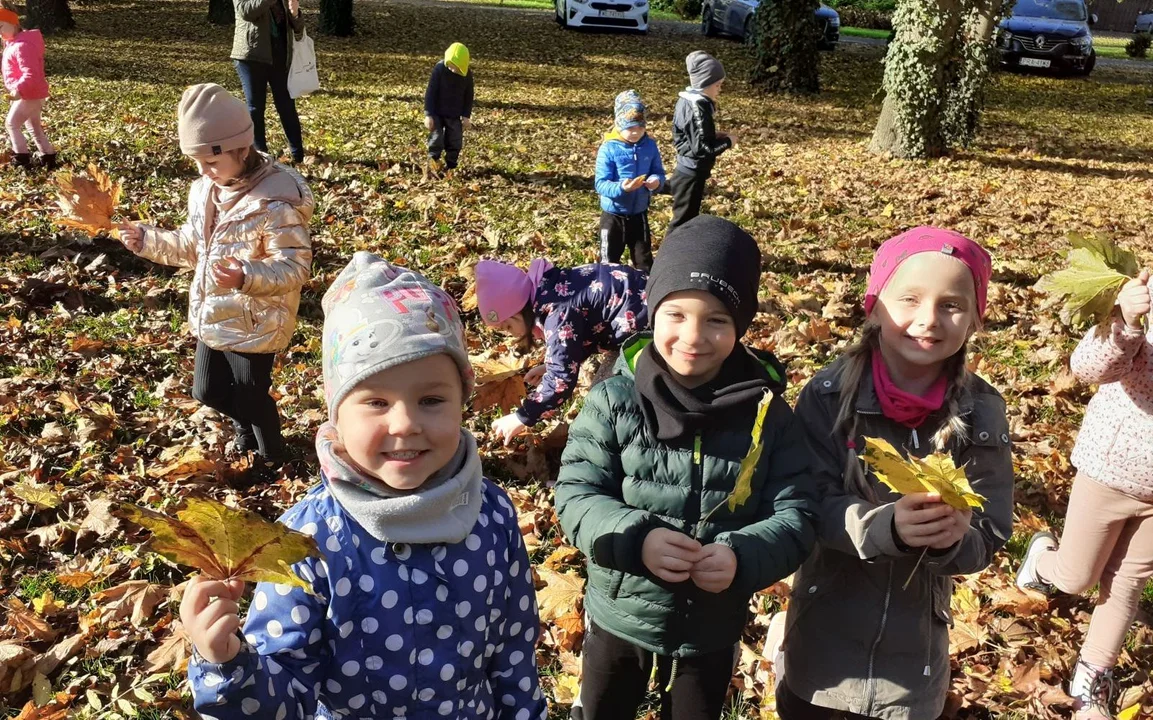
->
xmin=646 ymin=215 xmax=761 ymax=337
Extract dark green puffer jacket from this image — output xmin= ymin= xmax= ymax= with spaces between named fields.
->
xmin=232 ymin=0 xmax=304 ymax=67
xmin=555 ymin=335 xmax=819 ymax=658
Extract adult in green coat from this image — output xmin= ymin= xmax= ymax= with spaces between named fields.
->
xmin=232 ymin=0 xmax=305 ymax=162
xmin=555 ymin=216 xmax=818 ymax=720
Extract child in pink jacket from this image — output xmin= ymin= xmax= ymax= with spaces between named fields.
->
xmin=1 ymin=7 xmax=56 ymax=170
xmin=1017 ymin=269 xmax=1153 ymax=720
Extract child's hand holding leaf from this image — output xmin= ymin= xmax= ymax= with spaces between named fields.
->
xmin=689 ymin=543 xmax=736 ymax=593
xmin=118 ymin=221 xmax=144 ymax=253
xmin=180 ymin=576 xmax=245 ymax=664
xmin=643 ymin=176 xmax=660 ymax=191
xmin=893 ymin=493 xmax=964 ymax=549
xmin=642 ymin=528 xmax=703 ymax=583
xmin=1118 ymin=269 xmax=1151 ymax=329
xmin=621 ymin=175 xmax=647 ymax=193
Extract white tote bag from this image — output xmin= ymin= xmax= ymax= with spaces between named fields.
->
xmin=287 ymin=28 xmax=320 ymax=99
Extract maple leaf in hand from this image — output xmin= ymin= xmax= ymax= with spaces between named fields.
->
xmin=860 ymin=436 xmax=986 ymax=511
xmin=116 ymin=497 xmax=322 ymax=594
xmin=1035 ymin=233 xmax=1139 ymax=328
xmin=55 ymin=163 xmax=123 ymax=238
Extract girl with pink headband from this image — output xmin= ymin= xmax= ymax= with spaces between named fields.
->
xmin=474 ymin=258 xmax=648 ymax=445
xmin=772 ymin=227 xmax=1014 ymax=720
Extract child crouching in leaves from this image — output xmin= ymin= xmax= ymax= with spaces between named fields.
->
xmin=180 ymin=252 xmax=546 ymax=720
xmin=555 ymin=215 xmax=818 ymax=720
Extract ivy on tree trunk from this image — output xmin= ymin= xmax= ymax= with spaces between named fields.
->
xmin=749 ymin=0 xmax=821 ymax=93
xmin=24 ymin=0 xmax=74 ymax=34
xmin=209 ymin=0 xmax=233 ymax=25
xmin=320 ymin=0 xmax=355 ymax=35
xmin=869 ymin=0 xmax=1012 ymax=158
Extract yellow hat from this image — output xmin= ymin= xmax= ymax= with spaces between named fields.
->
xmin=444 ymin=42 xmax=470 ymax=76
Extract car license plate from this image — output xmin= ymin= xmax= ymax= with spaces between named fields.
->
xmin=1019 ymin=57 xmax=1051 ymax=68
xmin=601 ymin=9 xmax=628 ymax=17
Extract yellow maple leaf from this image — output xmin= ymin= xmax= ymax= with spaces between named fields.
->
xmin=117 ymin=497 xmax=322 ymax=594
xmin=55 ymin=164 xmax=123 ymax=238
xmin=860 ymin=437 xmax=986 ymax=511
xmin=12 ymin=482 xmax=62 ymax=509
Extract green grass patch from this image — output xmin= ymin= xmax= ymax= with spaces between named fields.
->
xmin=841 ymin=25 xmax=889 ymax=39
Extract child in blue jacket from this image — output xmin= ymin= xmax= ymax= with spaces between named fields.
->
xmin=476 ymin=258 xmax=648 ymax=445
xmin=181 ymin=252 xmax=546 ymax=720
xmin=594 ymin=90 xmax=666 ymax=272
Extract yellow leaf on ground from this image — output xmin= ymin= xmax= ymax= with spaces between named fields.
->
xmin=11 ymin=482 xmax=62 ymax=509
xmin=55 ymin=164 xmax=123 ymax=238
xmin=471 ymin=355 xmax=527 ymax=413
xmin=535 ymin=567 xmax=584 ymax=622
xmin=116 ymin=497 xmax=322 ymax=593
xmin=860 ymin=437 xmax=986 ymax=511
xmin=552 ymin=673 xmax=581 ymax=704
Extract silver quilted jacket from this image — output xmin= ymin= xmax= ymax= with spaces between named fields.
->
xmin=139 ymin=161 xmax=314 ymax=354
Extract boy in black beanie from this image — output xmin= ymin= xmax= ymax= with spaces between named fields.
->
xmin=555 ymin=215 xmax=817 ymax=720
xmin=669 ymin=52 xmax=737 ymax=231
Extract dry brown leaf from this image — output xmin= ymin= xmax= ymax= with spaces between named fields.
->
xmin=4 ymin=599 xmax=57 ymax=642
xmin=144 ymin=622 xmax=190 ymax=673
xmin=91 ymin=580 xmax=167 ymax=627
xmin=535 ymin=567 xmax=584 ymax=622
xmin=77 ymin=498 xmax=120 ymax=543
xmin=55 ymin=164 xmax=122 ymax=238
xmin=146 ymin=446 xmax=218 ymax=482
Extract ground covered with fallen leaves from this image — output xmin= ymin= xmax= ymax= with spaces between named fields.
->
xmin=2 ymin=0 xmax=1152 ymax=717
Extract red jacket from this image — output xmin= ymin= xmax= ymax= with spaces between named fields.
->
xmin=2 ymin=29 xmax=49 ymax=100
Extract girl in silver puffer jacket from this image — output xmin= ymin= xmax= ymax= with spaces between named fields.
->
xmin=119 ymin=83 xmax=313 ymax=462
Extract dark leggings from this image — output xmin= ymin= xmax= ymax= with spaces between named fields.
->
xmin=668 ymin=169 xmax=709 ymax=232
xmin=572 ymin=620 xmax=735 ymax=720
xmin=192 ymin=341 xmax=283 ymax=457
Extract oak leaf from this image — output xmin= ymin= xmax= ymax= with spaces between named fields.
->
xmin=55 ymin=164 xmax=123 ymax=238
xmin=1035 ymin=234 xmax=1138 ymax=328
xmin=116 ymin=496 xmax=322 ymax=593
xmin=860 ymin=437 xmax=986 ymax=511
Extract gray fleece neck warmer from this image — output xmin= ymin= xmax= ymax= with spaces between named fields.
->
xmin=317 ymin=424 xmax=484 ymax=544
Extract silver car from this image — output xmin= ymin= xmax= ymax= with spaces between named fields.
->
xmin=701 ymin=0 xmax=840 ymax=48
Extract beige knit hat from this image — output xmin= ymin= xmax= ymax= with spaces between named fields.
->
xmin=177 ymin=83 xmax=254 ymax=157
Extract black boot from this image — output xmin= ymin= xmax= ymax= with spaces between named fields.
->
xmin=12 ymin=153 xmax=31 ymax=170
xmin=38 ymin=153 xmax=58 ymax=171
xmin=232 ymin=420 xmax=258 ymax=454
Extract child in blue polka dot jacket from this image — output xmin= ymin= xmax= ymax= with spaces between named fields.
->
xmin=180 ymin=251 xmax=547 ymax=720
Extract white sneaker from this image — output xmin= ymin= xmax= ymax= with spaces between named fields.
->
xmin=765 ymin=611 xmax=787 ymax=691
xmin=1070 ymin=658 xmax=1115 ymax=719
xmin=1016 ymin=531 xmax=1057 ymax=594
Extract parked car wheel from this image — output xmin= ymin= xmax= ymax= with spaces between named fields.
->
xmin=1079 ymin=49 xmax=1096 ymax=75
xmin=555 ymin=0 xmax=564 ymax=24
xmin=702 ymin=5 xmax=716 ymax=35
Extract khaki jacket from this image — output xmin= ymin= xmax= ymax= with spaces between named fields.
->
xmin=232 ymin=0 xmax=304 ymax=67
xmin=139 ymin=161 xmax=314 ymax=354
xmin=782 ymin=358 xmax=1014 ymax=720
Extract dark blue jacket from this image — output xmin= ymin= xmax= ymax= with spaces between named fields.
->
xmin=424 ymin=61 xmax=474 ymax=119
xmin=595 ymin=131 xmax=667 ymax=216
xmin=515 ymin=264 xmax=648 ymax=426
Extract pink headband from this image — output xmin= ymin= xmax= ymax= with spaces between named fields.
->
xmin=863 ymin=227 xmax=992 ymax=318
xmin=475 ymin=258 xmax=554 ymax=325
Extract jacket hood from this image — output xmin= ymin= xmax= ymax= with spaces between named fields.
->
xmin=444 ymin=42 xmax=470 ymax=76
xmin=602 ymin=128 xmax=649 ymax=144
xmin=246 ymin=162 xmax=316 ymax=221
xmin=619 ymin=333 xmax=786 ymax=390
xmin=678 ymin=89 xmax=714 ymax=105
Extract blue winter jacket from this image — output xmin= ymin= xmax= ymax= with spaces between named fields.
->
xmin=515 ymin=263 xmax=648 ymax=426
xmin=188 ymin=479 xmax=547 ymax=720
xmin=594 ymin=131 xmax=666 ymax=217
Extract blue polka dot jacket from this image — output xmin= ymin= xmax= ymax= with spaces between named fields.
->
xmin=188 ymin=479 xmax=547 ymax=720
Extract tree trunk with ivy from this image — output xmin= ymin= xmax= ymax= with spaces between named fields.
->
xmin=209 ymin=0 xmax=233 ymax=25
xmin=749 ymin=0 xmax=821 ymax=93
xmin=870 ymin=0 xmax=1008 ymax=157
xmin=940 ymin=0 xmax=1010 ymax=147
xmin=320 ymin=0 xmax=355 ymax=35
xmin=24 ymin=0 xmax=74 ymax=34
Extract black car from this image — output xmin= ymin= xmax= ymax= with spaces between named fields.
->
xmin=997 ymin=0 xmax=1096 ymax=75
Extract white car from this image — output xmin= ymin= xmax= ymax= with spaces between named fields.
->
xmin=555 ymin=0 xmax=649 ymax=32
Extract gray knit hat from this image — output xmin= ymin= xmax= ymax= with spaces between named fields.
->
xmin=177 ymin=83 xmax=254 ymax=157
xmin=686 ymin=51 xmax=726 ymax=90
xmin=322 ymin=252 xmax=475 ymax=422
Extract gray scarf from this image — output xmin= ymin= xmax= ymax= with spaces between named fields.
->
xmin=316 ymin=423 xmax=484 ymax=544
